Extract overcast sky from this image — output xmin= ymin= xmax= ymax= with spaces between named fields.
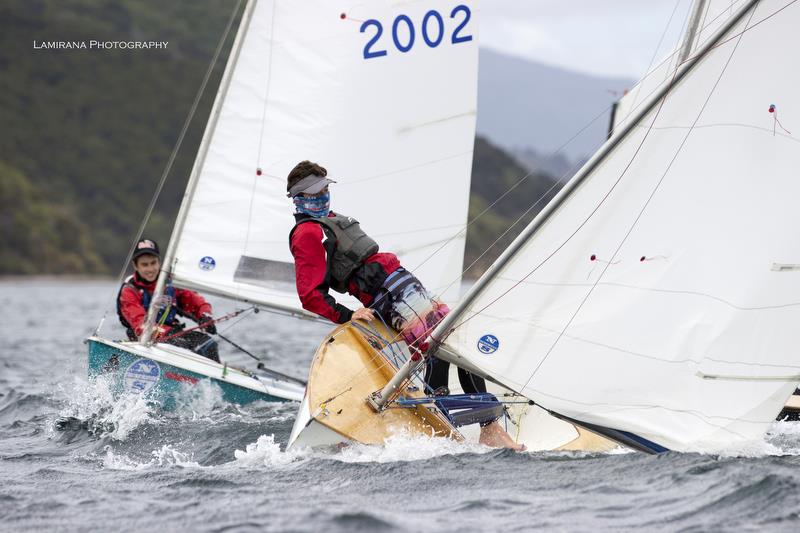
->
xmin=480 ymin=0 xmax=697 ymax=79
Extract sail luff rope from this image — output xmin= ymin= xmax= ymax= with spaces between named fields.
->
xmin=94 ymin=0 xmax=245 ymax=335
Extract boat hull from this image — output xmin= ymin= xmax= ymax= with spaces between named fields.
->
xmin=87 ymin=336 xmax=304 ymax=409
xmin=288 ymin=321 xmax=461 ymax=449
xmin=289 ymin=321 xmax=620 ymax=452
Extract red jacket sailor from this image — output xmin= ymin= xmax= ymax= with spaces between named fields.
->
xmin=285 ymin=160 xmax=524 ymax=451
xmin=116 ymin=238 xmax=219 ymax=362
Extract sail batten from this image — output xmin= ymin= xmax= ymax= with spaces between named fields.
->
xmin=433 ymin=0 xmax=800 ymax=451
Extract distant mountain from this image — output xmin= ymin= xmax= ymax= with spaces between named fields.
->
xmin=465 ymin=137 xmax=562 ymax=278
xmin=510 ymin=146 xmax=577 ymax=182
xmin=477 ymin=48 xmax=634 ymax=162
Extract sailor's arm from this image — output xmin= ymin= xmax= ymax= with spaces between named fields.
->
xmin=118 ymin=285 xmax=147 ymax=337
xmin=175 ymin=288 xmax=212 ymax=321
xmin=291 ymin=223 xmax=353 ymax=324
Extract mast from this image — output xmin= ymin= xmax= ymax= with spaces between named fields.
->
xmin=141 ymin=0 xmax=259 ymax=345
xmin=428 ymin=0 xmax=760 ymax=361
xmin=679 ymin=0 xmax=708 ymax=63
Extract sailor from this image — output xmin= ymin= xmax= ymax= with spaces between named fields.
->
xmin=287 ymin=160 xmax=523 ymax=450
xmin=116 ymin=238 xmax=220 ymax=362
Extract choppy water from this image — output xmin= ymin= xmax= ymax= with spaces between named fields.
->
xmin=1 ymin=279 xmax=800 ymax=532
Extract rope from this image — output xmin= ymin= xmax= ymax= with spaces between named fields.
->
xmin=157 ymin=307 xmax=254 ymax=343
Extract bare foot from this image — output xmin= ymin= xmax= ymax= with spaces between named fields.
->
xmin=479 ymin=421 xmax=527 ymax=452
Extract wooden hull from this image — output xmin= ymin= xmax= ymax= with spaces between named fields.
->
xmin=288 ymin=321 xmax=460 ymax=449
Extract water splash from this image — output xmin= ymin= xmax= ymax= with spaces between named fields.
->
xmin=683 ymin=421 xmax=800 ymax=458
xmin=233 ymin=434 xmax=306 ymax=467
xmin=53 ymin=374 xmax=156 ymax=440
xmin=102 ymin=444 xmax=204 ymax=471
xmin=173 ymin=379 xmax=227 ymax=420
xmin=332 ymin=429 xmax=491 ymax=464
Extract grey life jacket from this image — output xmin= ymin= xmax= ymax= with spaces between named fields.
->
xmin=291 ymin=213 xmax=379 ymax=292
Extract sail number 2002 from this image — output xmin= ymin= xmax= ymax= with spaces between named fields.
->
xmin=360 ymin=5 xmax=473 ymax=60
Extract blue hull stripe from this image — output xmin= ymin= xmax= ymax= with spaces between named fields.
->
xmin=549 ymin=411 xmax=670 ymax=455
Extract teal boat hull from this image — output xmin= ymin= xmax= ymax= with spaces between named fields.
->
xmin=87 ymin=336 xmax=304 ymax=409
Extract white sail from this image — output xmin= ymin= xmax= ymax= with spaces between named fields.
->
xmin=435 ymin=0 xmax=800 ymax=451
xmin=167 ymin=0 xmax=479 ymax=315
xmin=612 ymin=0 xmax=748 ymax=134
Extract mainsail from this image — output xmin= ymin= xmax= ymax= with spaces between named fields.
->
xmin=159 ymin=0 xmax=479 ymax=317
xmin=432 ymin=0 xmax=800 ymax=451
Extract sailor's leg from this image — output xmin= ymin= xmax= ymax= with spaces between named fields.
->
xmin=457 ymin=367 xmax=487 ymax=394
xmin=424 ymin=356 xmax=451 ymax=395
xmin=166 ymin=331 xmax=220 ymax=363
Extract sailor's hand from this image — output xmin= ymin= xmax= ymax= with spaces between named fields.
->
xmin=154 ymin=325 xmax=170 ymax=339
xmin=199 ymin=314 xmax=217 ymax=334
xmin=352 ymin=307 xmax=375 ymax=322
xmin=152 ymin=294 xmax=173 ymax=309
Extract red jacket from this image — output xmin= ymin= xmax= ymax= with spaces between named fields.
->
xmin=290 ymin=213 xmax=401 ymax=324
xmin=117 ymin=272 xmax=212 ymax=339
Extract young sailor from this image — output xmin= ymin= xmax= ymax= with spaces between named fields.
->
xmin=117 ymin=238 xmax=220 ymax=362
xmin=287 ymin=161 xmax=523 ymax=450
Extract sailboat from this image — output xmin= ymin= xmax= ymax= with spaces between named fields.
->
xmin=426 ymin=0 xmax=800 ymax=453
xmin=87 ymin=0 xmax=481 ymax=410
xmin=290 ymin=0 xmax=800 ymax=454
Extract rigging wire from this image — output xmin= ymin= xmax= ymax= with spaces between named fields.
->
xmin=443 ymin=0 xmax=796 ymax=342
xmin=518 ymin=5 xmax=760 ymax=391
xmin=405 ymin=5 xmax=715 ymax=305
xmin=406 ymin=103 xmax=617 ymax=286
xmin=288 ymin=0 xmax=797 ymax=416
xmin=404 ymin=1 xmax=708 ymax=297
xmin=94 ymin=0 xmax=245 ymax=334
xmin=627 ymin=0 xmax=685 ymax=112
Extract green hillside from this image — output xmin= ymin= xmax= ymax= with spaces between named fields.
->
xmin=1 ymin=0 xmax=561 ymax=278
xmin=0 ymin=0 xmax=240 ymax=273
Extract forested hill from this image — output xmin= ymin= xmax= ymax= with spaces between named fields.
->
xmin=0 ymin=0 xmax=238 ymax=274
xmin=1 ymin=0 xmax=561 ymax=278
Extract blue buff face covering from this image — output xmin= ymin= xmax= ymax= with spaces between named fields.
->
xmin=293 ymin=191 xmax=330 ymax=217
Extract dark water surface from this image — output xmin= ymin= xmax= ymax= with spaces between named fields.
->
xmin=1 ymin=279 xmax=799 ymax=532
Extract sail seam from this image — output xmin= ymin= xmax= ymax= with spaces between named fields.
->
xmin=499 ymin=278 xmax=800 ymax=311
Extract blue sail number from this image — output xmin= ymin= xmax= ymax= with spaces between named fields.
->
xmin=361 ymin=5 xmax=473 ymax=60
xmin=450 ymin=5 xmax=473 ymax=44
xmin=361 ymin=19 xmax=388 ymax=59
